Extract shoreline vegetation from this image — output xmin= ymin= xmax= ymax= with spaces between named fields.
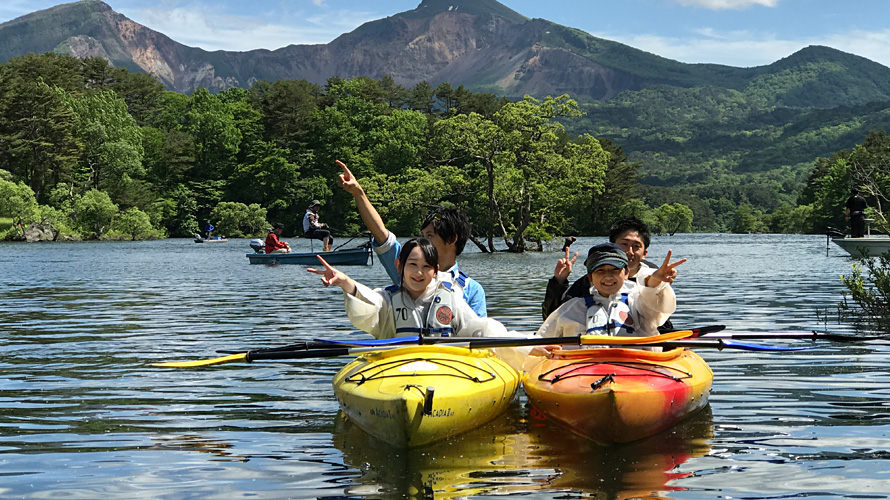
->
xmin=2 ymin=54 xmax=890 ymax=247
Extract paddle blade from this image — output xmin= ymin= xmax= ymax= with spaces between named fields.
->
xmin=701 ymin=331 xmax=887 ymax=342
xmin=661 ymin=339 xmax=818 ymax=351
xmin=686 ymin=325 xmax=726 ymax=337
xmin=314 ymin=336 xmax=420 ymax=347
xmin=152 ymin=353 xmax=247 ymax=367
xmin=720 ymin=339 xmax=816 ymax=351
xmin=581 ymin=329 xmax=694 ymax=345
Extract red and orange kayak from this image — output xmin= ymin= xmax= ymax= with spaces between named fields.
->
xmin=522 ymin=347 xmax=712 ymax=444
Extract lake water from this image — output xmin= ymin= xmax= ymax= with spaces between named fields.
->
xmin=1 ymin=234 xmax=889 ymax=499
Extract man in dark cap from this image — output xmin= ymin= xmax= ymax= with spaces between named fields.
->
xmin=303 ymin=200 xmax=333 ymax=251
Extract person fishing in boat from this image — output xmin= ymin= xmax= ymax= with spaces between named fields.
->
xmin=203 ymin=221 xmax=215 ymax=239
xmin=265 ymin=222 xmax=292 ymax=254
xmin=303 ymin=200 xmax=333 ymax=251
xmin=845 ymin=188 xmax=868 ymax=238
xmin=336 ymin=160 xmax=487 ymax=317
xmin=308 ymin=238 xmax=503 ymax=340
xmin=530 ymin=242 xmax=685 ymax=356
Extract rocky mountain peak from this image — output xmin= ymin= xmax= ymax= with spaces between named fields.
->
xmin=409 ymin=0 xmax=528 ymax=24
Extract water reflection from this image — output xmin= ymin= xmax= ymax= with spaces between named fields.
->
xmin=331 ymin=402 xmax=714 ymax=499
xmin=2 ymin=235 xmax=890 ymax=499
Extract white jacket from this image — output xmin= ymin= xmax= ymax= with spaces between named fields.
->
xmin=537 ymin=274 xmax=675 ymax=339
xmin=343 ymin=279 xmax=529 ymax=371
xmin=344 ymin=280 xmax=506 ymax=340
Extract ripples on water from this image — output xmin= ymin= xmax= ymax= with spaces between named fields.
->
xmin=1 ymin=234 xmax=889 ymax=499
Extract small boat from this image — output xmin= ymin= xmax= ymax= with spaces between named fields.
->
xmin=246 ymin=246 xmax=372 ymax=265
xmin=829 ymin=219 xmax=890 ymax=257
xmin=194 ymin=236 xmax=227 ymax=243
xmin=332 ymin=345 xmax=520 ymax=447
xmin=831 ymin=236 xmax=890 ymax=257
xmin=522 ymin=347 xmax=712 ymax=444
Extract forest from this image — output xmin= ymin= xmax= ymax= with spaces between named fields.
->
xmin=1 ymin=52 xmax=888 ymax=250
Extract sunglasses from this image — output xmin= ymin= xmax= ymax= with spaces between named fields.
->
xmin=423 ymin=212 xmax=442 ymax=226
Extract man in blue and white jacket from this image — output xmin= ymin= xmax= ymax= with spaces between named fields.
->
xmin=335 ymin=160 xmax=488 ymax=317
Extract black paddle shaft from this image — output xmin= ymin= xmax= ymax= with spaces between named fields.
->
xmin=245 ymin=348 xmax=351 ymax=361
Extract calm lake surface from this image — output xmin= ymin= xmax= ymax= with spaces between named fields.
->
xmin=2 ymin=234 xmax=889 ymax=499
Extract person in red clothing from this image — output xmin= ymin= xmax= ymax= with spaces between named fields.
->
xmin=265 ymin=222 xmax=291 ymax=254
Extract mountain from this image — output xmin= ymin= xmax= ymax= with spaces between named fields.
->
xmin=6 ymin=0 xmax=890 ymax=109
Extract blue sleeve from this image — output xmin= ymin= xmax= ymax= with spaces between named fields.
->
xmin=463 ymin=278 xmax=488 ymax=317
xmin=372 ymin=232 xmax=401 ymax=286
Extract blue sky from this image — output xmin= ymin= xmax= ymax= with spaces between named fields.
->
xmin=3 ymin=0 xmax=890 ymax=68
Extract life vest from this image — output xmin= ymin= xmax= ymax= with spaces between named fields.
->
xmin=584 ymin=293 xmax=634 ymax=336
xmin=387 ymin=281 xmax=457 ymax=337
xmin=440 ymin=268 xmax=469 ymax=293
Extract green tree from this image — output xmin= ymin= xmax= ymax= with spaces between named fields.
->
xmin=0 ymin=176 xmax=40 ymax=237
xmin=210 ymin=201 xmax=268 ymax=237
xmin=113 ymin=207 xmax=160 ymax=240
xmin=730 ymin=203 xmax=768 ymax=234
xmin=63 ymin=90 xmax=145 ymax=196
xmin=248 ymin=78 xmax=321 ymax=150
xmin=74 ymin=189 xmax=118 ymax=239
xmin=650 ymin=203 xmax=694 ymax=235
xmin=183 ymin=88 xmax=241 ymax=183
xmin=227 ymin=143 xmax=303 ymax=222
xmin=153 ymin=184 xmax=199 ymax=237
xmin=409 ymin=81 xmax=435 ymax=114
xmin=435 ymin=95 xmax=608 ymax=251
xmin=585 ymin=138 xmax=641 ymax=234
xmin=841 ymin=251 xmax=890 ymax=332
xmin=37 ymin=205 xmax=75 ymax=241
xmin=0 ymin=78 xmax=81 ymax=199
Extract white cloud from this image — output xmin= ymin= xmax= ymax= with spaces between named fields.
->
xmin=595 ymin=29 xmax=890 ymax=68
xmin=673 ymin=0 xmax=779 ymax=9
xmin=122 ymin=4 xmax=379 ymax=51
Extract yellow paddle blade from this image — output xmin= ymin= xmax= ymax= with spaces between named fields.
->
xmin=152 ymin=352 xmax=247 ymax=368
xmin=580 ymin=329 xmax=693 ymax=345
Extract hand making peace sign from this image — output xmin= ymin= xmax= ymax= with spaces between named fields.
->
xmin=553 ymin=246 xmax=578 ymax=282
xmin=646 ymin=250 xmax=686 ymax=287
xmin=307 ymin=255 xmax=356 ymax=295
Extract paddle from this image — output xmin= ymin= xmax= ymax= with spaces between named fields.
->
xmin=154 ymin=337 xmax=814 ymax=367
xmin=152 ymin=330 xmax=695 ymax=368
xmin=313 ymin=327 xmax=699 ymax=348
xmin=697 ymin=331 xmax=887 ymax=342
xmin=215 ymin=340 xmax=332 ymax=355
xmin=155 ymin=340 xmax=334 ymax=368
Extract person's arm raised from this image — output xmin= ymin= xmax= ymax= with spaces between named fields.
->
xmin=336 ymin=160 xmax=388 ymax=245
xmin=307 ymin=255 xmax=357 ymax=296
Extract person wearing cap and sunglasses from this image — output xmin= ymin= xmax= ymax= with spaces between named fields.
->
xmin=303 ymin=200 xmax=333 ymax=252
xmin=335 ymin=160 xmax=487 ymax=317
xmin=533 ymin=242 xmax=685 ymax=347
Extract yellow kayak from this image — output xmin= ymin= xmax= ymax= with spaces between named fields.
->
xmin=523 ymin=347 xmax=713 ymax=444
xmin=332 ymin=345 xmax=520 ymax=447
